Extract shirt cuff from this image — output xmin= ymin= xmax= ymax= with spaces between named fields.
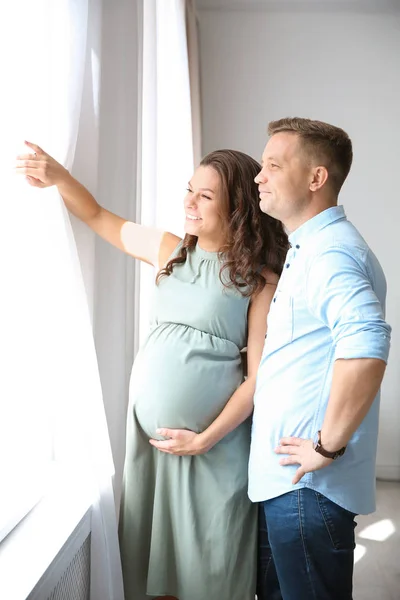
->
xmin=334 ymin=330 xmax=391 ymax=363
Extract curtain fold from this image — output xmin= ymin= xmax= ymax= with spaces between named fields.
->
xmin=138 ymin=0 xmax=202 ymax=345
xmin=186 ymin=0 xmax=203 ymax=167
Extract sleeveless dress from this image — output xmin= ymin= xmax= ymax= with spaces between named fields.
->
xmin=119 ymin=242 xmax=257 ymax=600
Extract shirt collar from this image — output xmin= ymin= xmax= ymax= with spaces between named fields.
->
xmin=288 ymin=205 xmax=346 ymax=248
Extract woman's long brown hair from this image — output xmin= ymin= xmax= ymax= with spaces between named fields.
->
xmin=156 ymin=149 xmax=288 ymax=296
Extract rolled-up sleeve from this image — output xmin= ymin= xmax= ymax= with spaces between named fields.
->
xmin=305 ymin=245 xmax=391 ymax=363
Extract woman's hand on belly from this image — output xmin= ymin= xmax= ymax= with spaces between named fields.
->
xmin=149 ymin=427 xmax=211 ymax=455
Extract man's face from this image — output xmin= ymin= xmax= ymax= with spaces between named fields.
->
xmin=255 ymin=132 xmax=312 ymax=225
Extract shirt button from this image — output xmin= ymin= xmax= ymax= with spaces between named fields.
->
xmin=273 ymin=298 xmax=276 ymax=302
xmin=286 ymin=263 xmax=290 ymax=268
xmin=296 ymin=244 xmax=300 ymax=249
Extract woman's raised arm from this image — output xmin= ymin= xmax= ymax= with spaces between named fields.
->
xmin=16 ymin=142 xmax=181 ymax=267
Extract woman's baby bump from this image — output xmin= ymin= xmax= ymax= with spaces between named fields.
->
xmin=130 ymin=325 xmax=242 ymax=439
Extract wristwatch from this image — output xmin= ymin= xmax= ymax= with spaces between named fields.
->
xmin=314 ymin=430 xmax=346 ymax=460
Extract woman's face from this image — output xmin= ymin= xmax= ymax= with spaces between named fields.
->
xmin=183 ymin=165 xmax=225 ymax=245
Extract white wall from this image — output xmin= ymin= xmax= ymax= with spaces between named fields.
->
xmin=198 ymin=0 xmax=400 ymax=479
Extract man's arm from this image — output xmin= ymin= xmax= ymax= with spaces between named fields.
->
xmin=320 ymin=357 xmax=386 ymax=452
xmin=308 ymin=245 xmax=390 ymax=451
xmin=275 ymin=245 xmax=391 ymax=483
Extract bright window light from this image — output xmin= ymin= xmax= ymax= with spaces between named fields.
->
xmin=354 ymin=543 xmax=367 ymax=564
xmin=358 ymin=519 xmax=396 ymax=542
xmin=0 ymin=0 xmax=113 ymax=543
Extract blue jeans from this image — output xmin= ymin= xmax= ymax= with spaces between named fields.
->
xmin=257 ymin=489 xmax=357 ymax=600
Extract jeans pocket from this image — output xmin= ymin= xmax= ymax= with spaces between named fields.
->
xmin=315 ymin=492 xmax=357 ymax=551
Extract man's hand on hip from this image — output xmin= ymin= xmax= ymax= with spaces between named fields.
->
xmin=275 ymin=437 xmax=333 ymax=484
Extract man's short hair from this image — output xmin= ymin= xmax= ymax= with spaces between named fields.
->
xmin=268 ymin=117 xmax=353 ymax=195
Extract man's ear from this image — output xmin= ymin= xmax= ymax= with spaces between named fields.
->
xmin=309 ymin=166 xmax=329 ymax=191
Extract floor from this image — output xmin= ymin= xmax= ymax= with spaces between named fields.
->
xmin=353 ymin=480 xmax=400 ymax=600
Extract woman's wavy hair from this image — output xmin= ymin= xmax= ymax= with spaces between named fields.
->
xmin=156 ymin=149 xmax=288 ymax=296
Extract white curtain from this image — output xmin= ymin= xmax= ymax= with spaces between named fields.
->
xmin=186 ymin=0 xmax=203 ymax=168
xmin=138 ymin=0 xmax=198 ymax=343
xmin=92 ymin=0 xmax=143 ymax=518
xmin=0 ymin=1 xmax=124 ymax=599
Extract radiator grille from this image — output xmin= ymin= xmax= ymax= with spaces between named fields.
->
xmin=46 ymin=534 xmax=91 ymax=600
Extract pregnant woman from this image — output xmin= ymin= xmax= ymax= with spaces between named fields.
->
xmin=16 ymin=143 xmax=288 ymax=600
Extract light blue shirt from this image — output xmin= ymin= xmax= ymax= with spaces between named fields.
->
xmin=248 ymin=206 xmax=391 ymax=514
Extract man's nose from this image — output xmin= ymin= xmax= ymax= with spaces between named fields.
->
xmin=254 ymin=169 xmax=267 ymax=184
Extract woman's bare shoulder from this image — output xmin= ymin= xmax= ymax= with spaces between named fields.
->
xmin=158 ymin=232 xmax=183 ymax=268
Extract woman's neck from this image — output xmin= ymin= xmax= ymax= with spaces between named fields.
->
xmin=196 ymin=235 xmax=224 ymax=253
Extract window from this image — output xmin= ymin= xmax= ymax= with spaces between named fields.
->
xmin=0 ymin=0 xmax=106 ymax=543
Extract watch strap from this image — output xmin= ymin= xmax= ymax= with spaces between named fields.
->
xmin=314 ymin=430 xmax=346 ymax=460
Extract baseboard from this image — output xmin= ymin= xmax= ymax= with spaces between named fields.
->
xmin=376 ymin=465 xmax=400 ymax=482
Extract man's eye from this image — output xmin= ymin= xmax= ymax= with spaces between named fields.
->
xmin=270 ymin=164 xmax=279 ymax=169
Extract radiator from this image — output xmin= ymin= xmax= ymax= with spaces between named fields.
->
xmin=27 ymin=509 xmax=91 ymax=600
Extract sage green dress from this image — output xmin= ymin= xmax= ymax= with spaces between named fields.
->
xmin=119 ymin=242 xmax=257 ymax=600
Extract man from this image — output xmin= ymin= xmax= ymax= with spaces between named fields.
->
xmin=251 ymin=117 xmax=391 ymax=600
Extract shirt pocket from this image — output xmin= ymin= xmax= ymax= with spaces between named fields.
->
xmin=265 ymin=287 xmax=294 ymax=350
